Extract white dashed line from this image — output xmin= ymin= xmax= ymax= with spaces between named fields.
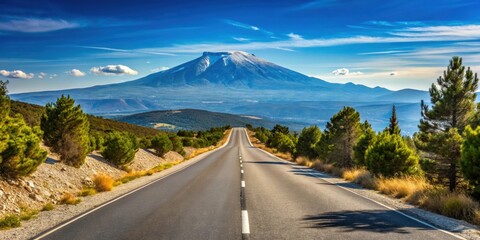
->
xmin=241 ymin=181 xmax=245 ymax=188
xmin=241 ymin=169 xmax=244 ymax=174
xmin=242 ymin=210 xmax=250 ymax=234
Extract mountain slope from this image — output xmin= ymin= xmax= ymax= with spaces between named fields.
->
xmin=117 ymin=109 xmax=283 ymax=130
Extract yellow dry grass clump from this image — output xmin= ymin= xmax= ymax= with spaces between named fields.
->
xmin=343 ymin=168 xmax=376 ymax=188
xmin=93 ymin=173 xmax=114 ymax=192
xmin=376 ymin=176 xmax=431 ymax=199
xmin=60 ymin=192 xmax=81 ymax=205
xmin=420 ymin=189 xmax=480 ymax=223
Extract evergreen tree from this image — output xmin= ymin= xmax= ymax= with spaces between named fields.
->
xmin=354 ymin=121 xmax=376 ymax=166
xmin=1 ymin=117 xmax=47 ymax=177
xmin=366 ymin=131 xmax=420 ymax=177
xmin=41 ymin=95 xmax=90 ymax=167
xmin=151 ymin=133 xmax=173 ymax=157
xmin=101 ymin=131 xmax=139 ymax=166
xmin=323 ymin=106 xmax=362 ymax=168
xmin=271 ymin=124 xmax=289 ymax=135
xmin=0 ymin=81 xmax=9 ymax=121
xmin=168 ymin=133 xmax=185 ymax=156
xmin=416 ymin=56 xmax=478 ymax=191
xmin=0 ymin=81 xmax=47 ymax=177
xmin=296 ymin=125 xmax=321 ymax=159
xmin=460 ymin=125 xmax=480 ymax=197
xmin=388 ymin=105 xmax=401 ymax=135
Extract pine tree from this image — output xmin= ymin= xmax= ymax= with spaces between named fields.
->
xmin=388 ymin=105 xmax=401 ymax=135
xmin=0 ymin=81 xmax=9 ymax=122
xmin=0 ymin=81 xmax=47 ymax=177
xmin=366 ymin=131 xmax=420 ymax=177
xmin=323 ymin=106 xmax=361 ymax=168
xmin=354 ymin=121 xmax=376 ymax=166
xmin=416 ymin=56 xmax=478 ymax=191
xmin=41 ymin=95 xmax=90 ymax=167
xmin=296 ymin=125 xmax=321 ymax=159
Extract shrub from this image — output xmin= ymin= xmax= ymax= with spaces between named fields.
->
xmin=60 ymin=192 xmax=81 ymax=205
xmin=19 ymin=206 xmax=39 ymax=221
xmin=93 ymin=173 xmax=114 ymax=192
xmin=139 ymin=137 xmax=152 ymax=149
xmin=41 ymin=95 xmax=90 ymax=167
xmin=78 ymin=188 xmax=97 ymax=196
xmin=296 ymin=125 xmax=321 ymax=159
xmin=101 ymin=131 xmax=139 ymax=166
xmin=365 ymin=132 xmax=420 ymax=177
xmin=0 ymin=214 xmax=21 ymax=229
xmin=342 ymin=168 xmax=375 ymax=188
xmin=168 ymin=133 xmax=185 ymax=156
xmin=42 ymin=202 xmax=55 ymax=211
xmin=0 ymin=117 xmax=47 ymax=178
xmin=376 ymin=176 xmax=430 ymax=199
xmin=461 ymin=125 xmax=480 ymax=197
xmin=421 ymin=190 xmax=480 ymax=222
xmin=151 ymin=133 xmax=173 ymax=157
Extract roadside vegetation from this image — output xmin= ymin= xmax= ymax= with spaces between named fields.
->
xmin=249 ymin=56 xmax=480 ymax=225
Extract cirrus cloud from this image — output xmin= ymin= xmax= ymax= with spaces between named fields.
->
xmin=67 ymin=69 xmax=86 ymax=77
xmin=0 ymin=69 xmax=34 ymax=79
xmin=0 ymin=18 xmax=79 ymax=33
xmin=90 ymin=65 xmax=138 ymax=76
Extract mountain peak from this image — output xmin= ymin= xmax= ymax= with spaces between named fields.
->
xmin=202 ymin=51 xmax=252 ymax=57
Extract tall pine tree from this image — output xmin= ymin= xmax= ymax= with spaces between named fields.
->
xmin=416 ymin=56 xmax=478 ymax=191
xmin=388 ymin=105 xmax=401 ymax=135
xmin=41 ymin=95 xmax=90 ymax=167
xmin=323 ymin=106 xmax=361 ymax=168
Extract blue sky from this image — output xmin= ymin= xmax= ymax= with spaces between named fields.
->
xmin=1 ymin=0 xmax=480 ymax=93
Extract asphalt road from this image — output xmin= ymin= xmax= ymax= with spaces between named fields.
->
xmin=37 ymin=128 xmax=461 ymax=240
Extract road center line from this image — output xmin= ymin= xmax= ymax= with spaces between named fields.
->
xmin=241 ymin=169 xmax=244 ymax=174
xmin=241 ymin=181 xmax=245 ymax=188
xmin=242 ymin=210 xmax=250 ymax=234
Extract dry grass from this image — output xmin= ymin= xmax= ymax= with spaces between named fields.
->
xmin=60 ymin=192 xmax=81 ymax=205
xmin=78 ymin=188 xmax=97 ymax=197
xmin=185 ymin=129 xmax=231 ymax=160
xmin=420 ymin=189 xmax=480 ymax=223
xmin=41 ymin=202 xmax=55 ymax=211
xmin=0 ymin=214 xmax=20 ymax=229
xmin=295 ymin=156 xmax=311 ymax=166
xmin=376 ymin=176 xmax=431 ymax=199
xmin=19 ymin=206 xmax=39 ymax=221
xmin=116 ymin=170 xmax=147 ymax=185
xmin=342 ymin=168 xmax=376 ymax=188
xmin=93 ymin=173 xmax=115 ymax=192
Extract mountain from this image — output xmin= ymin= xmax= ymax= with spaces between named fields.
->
xmin=116 ymin=109 xmax=306 ymax=131
xmin=10 ymin=51 xmax=430 ymax=133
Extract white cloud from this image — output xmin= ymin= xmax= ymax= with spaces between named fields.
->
xmin=67 ymin=69 xmax=86 ymax=77
xmin=38 ymin=72 xmax=47 ymax=79
xmin=288 ymin=33 xmax=303 ymax=40
xmin=0 ymin=18 xmax=79 ymax=33
xmin=151 ymin=67 xmax=169 ymax=73
xmin=392 ymin=25 xmax=480 ymax=38
xmin=251 ymin=26 xmax=259 ymax=31
xmin=126 ymin=24 xmax=480 ymax=54
xmin=49 ymin=74 xmax=57 ymax=79
xmin=223 ymin=19 xmax=273 ymax=35
xmin=0 ymin=70 xmax=34 ymax=79
xmin=331 ymin=68 xmax=349 ymax=76
xmin=233 ymin=37 xmax=250 ymax=42
xmin=90 ymin=65 xmax=138 ymax=76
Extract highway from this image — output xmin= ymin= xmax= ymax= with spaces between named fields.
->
xmin=36 ymin=128 xmax=461 ymax=240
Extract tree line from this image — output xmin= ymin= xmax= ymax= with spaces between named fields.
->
xmin=0 ymin=82 xmax=230 ymax=178
xmin=252 ymin=56 xmax=480 ymax=198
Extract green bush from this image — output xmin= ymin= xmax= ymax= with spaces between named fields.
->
xmin=365 ymin=132 xmax=420 ymax=177
xmin=168 ymin=133 xmax=185 ymax=155
xmin=296 ymin=125 xmax=321 ymax=159
xmin=0 ymin=116 xmax=47 ymax=178
xmin=101 ymin=131 xmax=139 ymax=166
xmin=461 ymin=125 xmax=480 ymax=197
xmin=41 ymin=95 xmax=90 ymax=167
xmin=0 ymin=214 xmax=20 ymax=229
xmin=151 ymin=133 xmax=173 ymax=157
